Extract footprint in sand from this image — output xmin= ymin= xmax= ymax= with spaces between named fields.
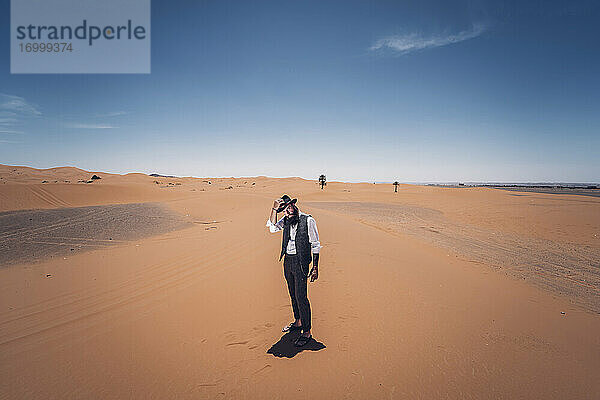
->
xmin=226 ymin=340 xmax=249 ymax=346
xmin=253 ymin=364 xmax=271 ymax=375
xmin=339 ymin=335 xmax=349 ymax=351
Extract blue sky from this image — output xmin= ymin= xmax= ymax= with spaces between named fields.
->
xmin=1 ymin=0 xmax=599 ymax=182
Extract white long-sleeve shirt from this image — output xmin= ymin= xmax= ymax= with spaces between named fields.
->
xmin=266 ymin=211 xmax=321 ymax=255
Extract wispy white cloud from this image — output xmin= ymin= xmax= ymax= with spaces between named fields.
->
xmin=0 ymin=93 xmax=42 ymax=116
xmin=95 ymin=111 xmax=128 ymax=117
xmin=370 ymin=23 xmax=487 ymax=55
xmin=62 ymin=111 xmax=128 ymax=130
xmin=0 ymin=94 xmax=41 ymax=135
xmin=65 ymin=123 xmax=118 ymax=129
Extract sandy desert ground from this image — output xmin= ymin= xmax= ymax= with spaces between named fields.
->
xmin=0 ymin=164 xmax=599 ymax=399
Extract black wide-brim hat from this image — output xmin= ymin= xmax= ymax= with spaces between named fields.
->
xmin=276 ymin=194 xmax=297 ymax=212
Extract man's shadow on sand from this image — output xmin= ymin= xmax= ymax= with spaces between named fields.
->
xmin=267 ymin=332 xmax=326 ymax=358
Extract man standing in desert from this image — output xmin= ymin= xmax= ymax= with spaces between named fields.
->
xmin=267 ymin=194 xmax=320 ymax=347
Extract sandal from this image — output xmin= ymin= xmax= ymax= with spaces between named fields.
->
xmin=294 ymin=334 xmax=312 ymax=347
xmin=282 ymin=322 xmax=303 ymax=332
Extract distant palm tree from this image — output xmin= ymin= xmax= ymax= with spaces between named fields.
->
xmin=393 ymin=181 xmax=399 ymax=192
xmin=319 ymin=174 xmax=326 ymax=190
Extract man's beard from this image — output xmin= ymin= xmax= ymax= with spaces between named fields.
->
xmin=284 ymin=211 xmax=299 ymax=226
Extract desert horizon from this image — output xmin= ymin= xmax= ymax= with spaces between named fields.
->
xmin=4 ymin=162 xmax=599 ymax=187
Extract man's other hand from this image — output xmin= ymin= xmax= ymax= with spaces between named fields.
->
xmin=310 ymin=266 xmax=319 ymax=282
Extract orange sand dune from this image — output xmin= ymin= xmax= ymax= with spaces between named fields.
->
xmin=0 ymin=164 xmax=599 ymax=399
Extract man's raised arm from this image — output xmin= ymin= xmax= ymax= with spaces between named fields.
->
xmin=266 ymin=199 xmax=284 ymax=233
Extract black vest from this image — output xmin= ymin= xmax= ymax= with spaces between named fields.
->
xmin=279 ymin=213 xmax=312 ymax=267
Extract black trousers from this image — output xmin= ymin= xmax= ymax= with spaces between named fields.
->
xmin=283 ymin=254 xmax=312 ymax=332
